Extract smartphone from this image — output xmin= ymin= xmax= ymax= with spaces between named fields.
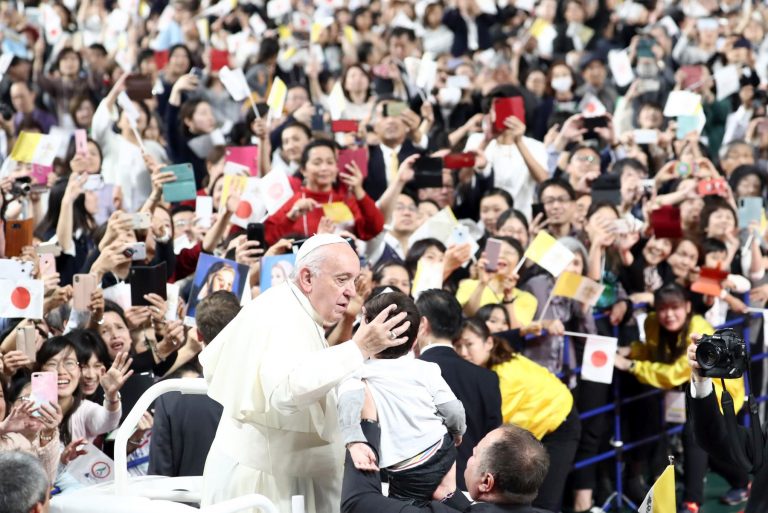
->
xmin=4 ymin=218 xmax=34 ymax=257
xmin=414 ymin=156 xmax=444 ymax=173
xmin=36 ymin=241 xmax=61 ymax=256
xmin=492 ymin=97 xmax=525 ymax=133
xmin=129 ymin=212 xmax=151 ymax=231
xmin=311 ymin=104 xmax=326 ymax=131
xmin=383 ymin=101 xmax=407 ymax=118
xmin=195 ymin=196 xmax=213 ymax=229
xmin=372 ymin=64 xmax=390 ymax=79
xmin=123 ymin=242 xmax=147 ymax=261
xmin=583 ymin=115 xmax=608 ymax=129
xmin=75 ymin=129 xmax=88 ymax=156
xmin=331 ymin=119 xmax=359 ymax=133
xmin=247 ymin=222 xmax=266 ymax=248
xmin=129 ymin=262 xmax=167 ymax=306
xmin=443 ymin=152 xmax=476 ymax=169
xmin=675 ymin=162 xmax=692 ymax=178
xmin=17 ymin=326 xmax=36 ymax=362
xmin=31 ymin=372 xmax=57 ymax=412
xmin=485 ymin=238 xmax=503 ymax=272
xmin=73 ymin=274 xmax=97 ymax=311
xmin=83 ymin=175 xmax=104 ymax=191
xmin=39 ymin=253 xmax=56 ymax=276
xmin=636 ymin=79 xmax=661 ymax=94
xmin=531 ymin=203 xmax=547 ymax=222
xmin=190 ymin=67 xmax=203 ymax=79
xmin=124 ymin=73 xmax=154 ymax=100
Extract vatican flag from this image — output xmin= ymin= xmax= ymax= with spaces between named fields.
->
xmin=638 ymin=464 xmax=675 ymax=513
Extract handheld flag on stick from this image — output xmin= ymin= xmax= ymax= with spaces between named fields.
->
xmin=638 ymin=459 xmax=676 ymax=513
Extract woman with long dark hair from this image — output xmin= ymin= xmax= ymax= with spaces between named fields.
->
xmin=614 ymin=283 xmax=748 ymax=510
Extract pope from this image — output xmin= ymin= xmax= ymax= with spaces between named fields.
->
xmin=200 ymin=234 xmax=411 ymax=512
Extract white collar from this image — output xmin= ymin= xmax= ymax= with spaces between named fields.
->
xmin=420 ymin=342 xmax=455 ymax=354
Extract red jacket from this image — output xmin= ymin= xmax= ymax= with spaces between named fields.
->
xmin=264 ymin=187 xmax=384 ymax=245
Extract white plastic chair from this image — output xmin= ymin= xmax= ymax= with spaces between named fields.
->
xmin=50 ymin=378 xmax=280 ymax=513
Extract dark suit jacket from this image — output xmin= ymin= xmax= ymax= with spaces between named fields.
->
xmin=147 ymin=390 xmax=223 ymax=477
xmin=342 ymin=421 xmax=551 ymax=513
xmin=420 ymin=346 xmax=503 ymax=490
xmin=364 ymin=141 xmax=421 ymax=201
xmin=690 ymin=388 xmax=768 ymax=513
xmin=442 ymin=10 xmax=497 ymax=57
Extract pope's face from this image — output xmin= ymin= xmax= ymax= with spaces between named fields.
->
xmin=307 ymin=244 xmax=361 ymax=323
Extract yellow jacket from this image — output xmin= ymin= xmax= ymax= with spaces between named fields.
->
xmin=629 ymin=314 xmax=745 ymax=412
xmin=492 ymin=354 xmax=573 ymax=439
xmin=456 ymin=279 xmax=538 ymax=326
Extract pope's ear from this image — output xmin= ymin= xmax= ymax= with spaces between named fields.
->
xmin=297 ymin=266 xmax=313 ymax=291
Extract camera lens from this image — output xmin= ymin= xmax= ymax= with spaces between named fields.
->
xmin=696 ymin=341 xmax=722 ymax=370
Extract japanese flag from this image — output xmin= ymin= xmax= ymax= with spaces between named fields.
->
xmin=0 ymin=279 xmax=44 ymax=319
xmin=259 ymin=170 xmax=294 ymax=215
xmin=580 ymin=336 xmax=618 ymax=384
xmin=231 ymin=178 xmax=267 ymax=229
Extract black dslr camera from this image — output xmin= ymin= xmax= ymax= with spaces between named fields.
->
xmin=695 ymin=328 xmax=747 ymax=379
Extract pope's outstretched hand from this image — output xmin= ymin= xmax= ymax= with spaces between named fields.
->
xmin=352 ymin=304 xmax=411 ymax=359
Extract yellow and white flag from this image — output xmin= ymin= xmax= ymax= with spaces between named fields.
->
xmin=553 ymin=272 xmax=605 ymax=307
xmin=266 ymin=77 xmax=288 ymax=119
xmin=10 ymin=131 xmax=63 ymax=166
xmin=523 ymin=232 xmax=575 ymax=277
xmin=638 ymin=464 xmax=675 ymax=513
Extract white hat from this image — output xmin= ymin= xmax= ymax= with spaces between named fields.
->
xmin=295 ymin=234 xmax=350 ymax=264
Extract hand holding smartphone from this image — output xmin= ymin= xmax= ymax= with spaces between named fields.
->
xmin=73 ymin=274 xmax=97 ymax=311
xmin=31 ymin=372 xmax=57 ymax=412
xmin=484 ymin=238 xmax=503 ymax=272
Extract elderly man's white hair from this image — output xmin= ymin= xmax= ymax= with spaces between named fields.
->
xmin=290 ymin=234 xmax=351 ymax=281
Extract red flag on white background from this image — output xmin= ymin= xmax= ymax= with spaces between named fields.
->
xmin=0 ymin=279 xmax=44 ymax=319
xmin=580 ymin=336 xmax=618 ymax=384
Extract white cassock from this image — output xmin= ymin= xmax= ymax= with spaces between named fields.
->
xmin=199 ymin=281 xmax=365 ymax=513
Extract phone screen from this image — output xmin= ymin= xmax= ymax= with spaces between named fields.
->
xmin=485 ymin=238 xmax=503 ymax=272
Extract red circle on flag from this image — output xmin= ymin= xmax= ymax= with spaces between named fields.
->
xmin=11 ymin=287 xmax=30 ymax=309
xmin=591 ymin=350 xmax=608 ymax=367
xmin=236 ymin=200 xmax=252 ymax=219
xmin=268 ymin=183 xmax=283 ymax=199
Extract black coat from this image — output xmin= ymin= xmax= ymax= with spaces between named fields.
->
xmin=420 ymin=346 xmax=503 ymax=490
xmin=690 ymin=387 xmax=768 ymax=513
xmin=341 ymin=421 xmax=552 ymax=513
xmin=148 ymin=390 xmax=223 ymax=477
xmin=363 ymin=141 xmax=421 ymax=201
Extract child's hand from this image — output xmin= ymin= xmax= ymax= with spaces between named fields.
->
xmin=348 ymin=442 xmax=379 ymax=471
xmin=453 ymin=434 xmax=463 ymax=447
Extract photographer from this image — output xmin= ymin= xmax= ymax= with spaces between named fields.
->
xmin=688 ymin=333 xmax=765 ymax=513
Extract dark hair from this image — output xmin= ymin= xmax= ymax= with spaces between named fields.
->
xmin=405 ymin=238 xmax=446 ymax=276
xmin=341 ymin=64 xmax=371 ymax=102
xmin=282 ymin=121 xmax=312 ymax=140
xmin=461 ymin=318 xmax=516 ymax=368
xmin=612 ymin=158 xmax=648 ymax=178
xmin=496 ymin=208 xmax=529 ymax=233
xmin=363 ymin=291 xmax=420 ymax=358
xmin=53 ymin=47 xmax=82 ymax=74
xmin=416 ymin=289 xmax=463 ymax=340
xmin=137 ymin=48 xmax=155 ymax=68
xmin=699 ymin=197 xmax=736 ymax=239
xmin=195 ymin=290 xmax=241 ymax=344
xmin=299 ymin=139 xmax=338 ymax=169
xmin=63 ymin=136 xmax=103 ymax=176
xmin=103 ymin=300 xmax=129 ymax=327
xmin=35 ymin=176 xmax=94 ymax=240
xmin=489 ymin=236 xmax=524 ymax=262
xmin=476 ymin=304 xmax=512 ymax=331
xmin=481 ymin=425 xmax=550 ymax=504
xmin=168 ymin=44 xmax=193 ymax=73
xmin=389 ymin=26 xmax=416 ymax=42
xmin=256 ymin=38 xmax=280 ymax=64
xmin=68 ymin=329 xmax=111 ymax=367
xmin=34 ymin=336 xmax=82 ymax=446
xmin=179 ymin=98 xmax=212 ymax=138
xmin=701 ymin=237 xmax=728 ymax=256
xmin=538 ymin=178 xmax=576 ymax=202
xmin=482 ymin=188 xmax=514 ymax=209
xmin=729 ymin=164 xmax=767 ymax=197
xmin=68 ymin=94 xmax=96 ymax=128
xmin=372 ymin=261 xmax=412 ymax=292
xmin=586 ymin=201 xmax=619 ymax=220
xmin=87 ymin=43 xmax=108 ymax=56
xmin=653 ymin=283 xmax=692 ymax=361
xmin=568 ymin=145 xmax=600 ymax=162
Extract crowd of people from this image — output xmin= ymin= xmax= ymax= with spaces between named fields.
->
xmin=2 ymin=0 xmax=768 ymax=512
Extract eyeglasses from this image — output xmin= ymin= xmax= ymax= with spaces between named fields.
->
xmin=573 ymin=154 xmax=598 ymax=164
xmin=41 ymin=358 xmax=79 ymax=372
xmin=541 ymin=196 xmax=573 ymax=206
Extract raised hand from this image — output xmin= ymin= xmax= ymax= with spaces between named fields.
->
xmin=100 ymin=352 xmax=134 ymax=400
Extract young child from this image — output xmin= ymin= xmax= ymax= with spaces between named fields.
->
xmin=337 ymin=290 xmax=466 ymax=506
xmin=697 ymin=238 xmax=750 ymax=326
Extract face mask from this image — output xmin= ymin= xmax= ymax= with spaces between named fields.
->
xmin=437 ymin=87 xmax=462 ymax=107
xmin=551 ymin=76 xmax=573 ymax=92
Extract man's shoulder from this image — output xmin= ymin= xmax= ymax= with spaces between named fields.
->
xmin=469 ymin=503 xmax=552 ymax=513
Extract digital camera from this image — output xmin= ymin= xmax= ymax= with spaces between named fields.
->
xmin=695 ymin=328 xmax=747 ymax=379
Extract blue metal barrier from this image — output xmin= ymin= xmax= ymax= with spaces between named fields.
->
xmin=556 ymin=307 xmax=764 ymax=511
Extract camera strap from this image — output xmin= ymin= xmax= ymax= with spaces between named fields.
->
xmin=720 ymin=378 xmax=765 ymax=472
